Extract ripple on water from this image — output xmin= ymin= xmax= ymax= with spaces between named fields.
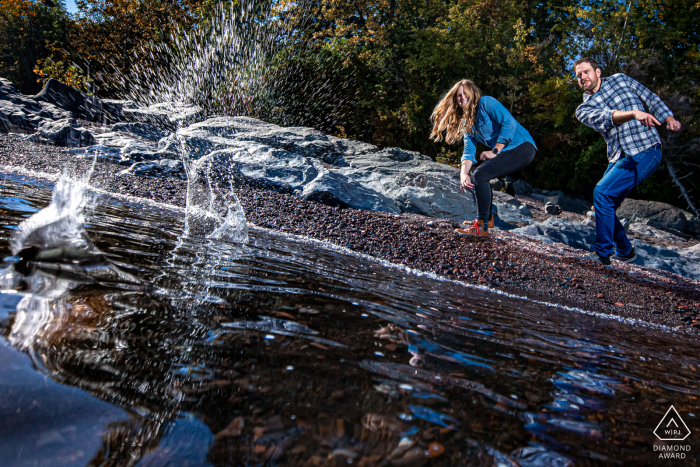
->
xmin=0 ymin=173 xmax=699 ymax=466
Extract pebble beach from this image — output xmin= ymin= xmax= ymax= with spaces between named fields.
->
xmin=2 ymin=133 xmax=699 ymax=333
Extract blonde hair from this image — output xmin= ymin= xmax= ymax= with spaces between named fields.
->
xmin=429 ymin=79 xmax=481 ymax=144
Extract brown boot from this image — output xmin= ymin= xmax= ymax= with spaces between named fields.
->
xmin=455 ymin=219 xmax=489 ymax=237
xmin=462 ymin=215 xmax=494 ymax=230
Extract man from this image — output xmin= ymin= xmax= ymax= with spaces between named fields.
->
xmin=574 ymin=57 xmax=681 ymax=265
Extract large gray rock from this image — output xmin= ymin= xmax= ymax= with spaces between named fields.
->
xmin=0 ymin=78 xmax=71 ymax=134
xmin=617 ymin=199 xmax=687 ymax=232
xmin=153 ymin=116 xmax=478 ymax=221
xmin=26 ymin=118 xmax=96 ymax=147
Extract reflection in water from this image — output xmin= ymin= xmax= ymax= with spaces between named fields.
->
xmin=0 ymin=173 xmax=699 ymax=466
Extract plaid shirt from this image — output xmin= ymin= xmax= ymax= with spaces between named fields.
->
xmin=575 ymin=73 xmax=673 ymax=163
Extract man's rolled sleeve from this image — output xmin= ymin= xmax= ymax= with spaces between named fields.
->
xmin=625 ymin=75 xmax=673 ymax=123
xmin=576 ymin=104 xmax=615 ymax=132
xmin=461 ymin=132 xmax=478 ymax=164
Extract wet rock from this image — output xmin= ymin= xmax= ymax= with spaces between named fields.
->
xmin=109 ymin=122 xmax=169 ymax=142
xmin=628 ymin=222 xmax=687 ymax=243
xmin=617 ymin=198 xmax=687 ymax=232
xmin=168 ymin=117 xmax=478 ymax=220
xmin=514 ymin=217 xmax=700 ymax=279
xmin=26 ymin=118 xmax=96 ymax=147
xmin=121 ymin=159 xmax=186 ymax=179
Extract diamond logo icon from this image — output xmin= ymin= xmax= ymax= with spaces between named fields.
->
xmin=654 ymin=406 xmax=691 ymax=441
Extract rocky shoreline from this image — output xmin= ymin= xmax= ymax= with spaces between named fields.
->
xmin=1 ymin=134 xmax=699 ymax=334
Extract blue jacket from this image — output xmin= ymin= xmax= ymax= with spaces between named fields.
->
xmin=461 ymin=96 xmax=537 ymax=164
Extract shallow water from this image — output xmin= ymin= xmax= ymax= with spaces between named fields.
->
xmin=0 ymin=172 xmax=698 ymax=467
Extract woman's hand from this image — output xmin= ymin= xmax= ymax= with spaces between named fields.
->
xmin=479 ymin=150 xmax=497 ymax=161
xmin=460 ymin=169 xmax=474 ymax=192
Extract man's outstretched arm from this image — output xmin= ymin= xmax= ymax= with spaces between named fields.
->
xmin=620 ymin=74 xmax=681 ymax=131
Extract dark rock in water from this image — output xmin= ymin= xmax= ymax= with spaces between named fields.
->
xmin=33 ymin=78 xmax=122 ymax=123
xmin=26 ymin=118 xmax=96 ymax=147
xmin=617 ymin=199 xmax=687 ymax=233
xmin=17 ymin=244 xmax=103 ymax=264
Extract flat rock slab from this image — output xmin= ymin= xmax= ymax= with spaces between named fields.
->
xmin=160 ymin=116 xmax=478 ymax=220
xmin=617 ymin=198 xmax=688 ymax=232
xmin=514 ymin=217 xmax=700 ymax=279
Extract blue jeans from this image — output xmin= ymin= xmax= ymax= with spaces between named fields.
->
xmin=593 ymin=145 xmax=662 ymax=257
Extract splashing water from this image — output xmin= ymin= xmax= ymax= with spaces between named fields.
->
xmin=105 ymin=0 xmax=355 ymax=243
xmin=10 ymin=170 xmax=98 ymax=261
xmin=179 ymin=135 xmax=248 ymax=242
xmin=110 ymin=0 xmax=354 ymax=132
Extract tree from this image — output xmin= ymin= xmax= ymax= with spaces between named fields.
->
xmin=0 ymin=0 xmax=71 ymax=94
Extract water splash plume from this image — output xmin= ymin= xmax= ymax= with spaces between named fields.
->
xmin=10 ymin=172 xmax=98 ymax=262
xmin=109 ymin=0 xmax=354 ymax=133
xmin=180 ymin=135 xmax=249 ymax=242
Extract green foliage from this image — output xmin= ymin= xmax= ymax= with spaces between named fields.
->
xmin=34 ymin=55 xmax=92 ymax=92
xmin=0 ymin=0 xmax=72 ymax=94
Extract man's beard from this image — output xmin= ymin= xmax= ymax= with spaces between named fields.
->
xmin=584 ymin=77 xmax=599 ymax=92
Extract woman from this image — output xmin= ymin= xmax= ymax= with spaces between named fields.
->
xmin=430 ymin=80 xmax=537 ymax=237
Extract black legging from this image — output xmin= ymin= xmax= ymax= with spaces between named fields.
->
xmin=472 ymin=142 xmax=536 ymax=225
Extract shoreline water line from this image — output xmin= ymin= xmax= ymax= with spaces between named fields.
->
xmin=0 ymin=163 xmax=693 ymax=336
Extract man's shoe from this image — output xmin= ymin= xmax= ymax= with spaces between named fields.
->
xmin=612 ymin=248 xmax=637 ymax=263
xmin=463 ymin=215 xmax=494 ymax=230
xmin=587 ymin=251 xmax=611 ymax=265
xmin=456 ymin=219 xmax=489 ymax=237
